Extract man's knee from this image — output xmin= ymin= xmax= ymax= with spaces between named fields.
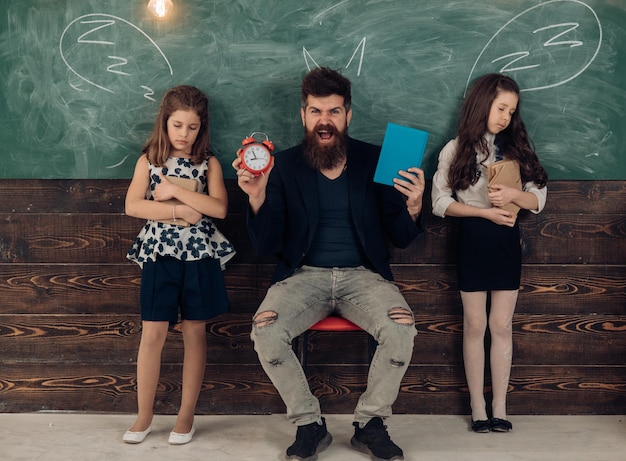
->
xmin=388 ymin=307 xmax=414 ymax=325
xmin=251 ymin=310 xmax=291 ymax=367
xmin=376 ymin=306 xmax=416 ymax=365
xmin=253 ymin=310 xmax=278 ymax=328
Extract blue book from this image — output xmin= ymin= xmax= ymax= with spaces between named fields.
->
xmin=373 ymin=122 xmax=429 ymax=186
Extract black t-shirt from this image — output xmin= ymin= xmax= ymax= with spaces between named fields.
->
xmin=302 ymin=170 xmax=367 ymax=268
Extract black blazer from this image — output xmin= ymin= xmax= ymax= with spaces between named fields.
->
xmin=247 ymin=137 xmax=422 ymax=283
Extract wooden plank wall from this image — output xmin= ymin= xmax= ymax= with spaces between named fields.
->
xmin=0 ymin=179 xmax=624 ymax=415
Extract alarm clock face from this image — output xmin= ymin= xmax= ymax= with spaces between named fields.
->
xmin=242 ymin=143 xmax=271 ymax=173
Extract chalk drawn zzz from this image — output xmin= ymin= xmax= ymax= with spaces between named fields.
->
xmin=304 ymin=37 xmax=367 ymax=76
xmin=465 ymin=0 xmax=602 ymax=94
xmin=59 ymin=13 xmax=173 ymax=99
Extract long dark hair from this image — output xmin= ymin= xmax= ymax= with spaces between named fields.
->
xmin=449 ymin=73 xmax=547 ymax=190
xmin=143 ymin=85 xmax=210 ymax=167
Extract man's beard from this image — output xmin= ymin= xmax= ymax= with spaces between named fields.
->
xmin=303 ymin=123 xmax=348 ymax=170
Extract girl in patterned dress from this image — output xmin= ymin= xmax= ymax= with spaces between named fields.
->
xmin=123 ymin=86 xmax=235 ymax=445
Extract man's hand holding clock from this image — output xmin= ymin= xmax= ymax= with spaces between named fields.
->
xmin=233 ymin=132 xmax=275 ymax=213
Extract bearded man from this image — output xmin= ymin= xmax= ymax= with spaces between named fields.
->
xmin=233 ymin=67 xmax=425 ymax=461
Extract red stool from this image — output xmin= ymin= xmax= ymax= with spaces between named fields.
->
xmin=294 ymin=315 xmax=377 ymax=367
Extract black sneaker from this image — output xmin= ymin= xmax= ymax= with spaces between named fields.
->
xmin=351 ymin=417 xmax=404 ymax=461
xmin=286 ymin=417 xmax=333 ymax=460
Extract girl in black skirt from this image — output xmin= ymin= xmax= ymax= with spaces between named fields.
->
xmin=431 ymin=74 xmax=547 ymax=433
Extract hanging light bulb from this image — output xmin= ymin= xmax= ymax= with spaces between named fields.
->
xmin=147 ymin=0 xmax=173 ymax=18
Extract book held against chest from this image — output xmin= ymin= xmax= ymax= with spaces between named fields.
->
xmin=488 ymin=159 xmax=522 ymax=215
xmin=158 ymin=176 xmax=198 ymax=226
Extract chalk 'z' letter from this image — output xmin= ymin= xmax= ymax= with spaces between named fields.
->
xmin=534 ymin=22 xmax=583 ymax=48
xmin=106 ymin=56 xmax=130 ymax=76
xmin=77 ymin=19 xmax=116 ymax=45
xmin=492 ymin=51 xmax=539 ymax=73
xmin=141 ymin=86 xmax=156 ymax=101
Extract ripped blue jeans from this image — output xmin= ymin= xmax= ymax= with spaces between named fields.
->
xmin=251 ymin=266 xmax=417 ymax=426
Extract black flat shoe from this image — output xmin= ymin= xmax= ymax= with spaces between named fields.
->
xmin=471 ymin=418 xmax=491 ymax=433
xmin=490 ymin=417 xmax=513 ymax=432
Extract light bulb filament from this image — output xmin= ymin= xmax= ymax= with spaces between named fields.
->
xmin=147 ymin=0 xmax=173 ymax=18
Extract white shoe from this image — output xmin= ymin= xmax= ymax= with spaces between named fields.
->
xmin=168 ymin=425 xmax=196 ymax=445
xmin=123 ymin=425 xmax=152 ymax=444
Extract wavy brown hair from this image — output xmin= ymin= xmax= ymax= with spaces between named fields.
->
xmin=143 ymin=85 xmax=210 ymax=167
xmin=449 ymin=74 xmax=547 ymax=191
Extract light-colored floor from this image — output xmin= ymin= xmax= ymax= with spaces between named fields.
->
xmin=0 ymin=413 xmax=624 ymax=461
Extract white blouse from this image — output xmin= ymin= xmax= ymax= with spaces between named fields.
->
xmin=431 ymin=133 xmax=547 ymax=218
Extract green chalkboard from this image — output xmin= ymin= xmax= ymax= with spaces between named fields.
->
xmin=0 ymin=0 xmax=624 ymax=179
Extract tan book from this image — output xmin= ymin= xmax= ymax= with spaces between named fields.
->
xmin=488 ymin=159 xmax=522 ymax=215
xmin=158 ymin=176 xmax=198 ymax=226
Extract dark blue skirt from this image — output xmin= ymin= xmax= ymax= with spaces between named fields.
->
xmin=456 ymin=217 xmax=521 ymax=292
xmin=140 ymin=256 xmax=229 ymax=324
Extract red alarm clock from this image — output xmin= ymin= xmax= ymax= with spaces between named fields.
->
xmin=238 ymin=132 xmax=274 ymax=176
